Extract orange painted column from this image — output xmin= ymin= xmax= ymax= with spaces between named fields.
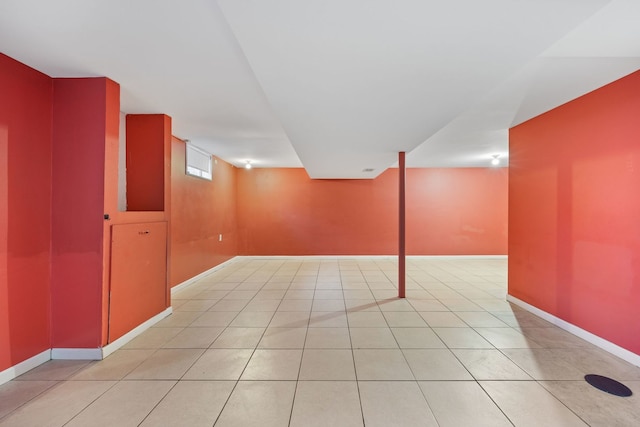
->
xmin=126 ymin=115 xmax=171 ymax=211
xmin=51 ymin=78 xmax=114 ymax=348
xmin=398 ymin=152 xmax=406 ymax=298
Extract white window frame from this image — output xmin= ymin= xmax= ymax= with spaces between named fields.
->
xmin=185 ymin=143 xmax=213 ymax=180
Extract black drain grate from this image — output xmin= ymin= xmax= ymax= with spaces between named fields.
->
xmin=585 ymin=374 xmax=633 ymax=397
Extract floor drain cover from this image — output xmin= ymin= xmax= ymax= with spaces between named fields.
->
xmin=585 ymin=374 xmax=632 ymax=397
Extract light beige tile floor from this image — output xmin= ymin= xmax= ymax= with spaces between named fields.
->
xmin=2 ymin=257 xmax=640 ymax=426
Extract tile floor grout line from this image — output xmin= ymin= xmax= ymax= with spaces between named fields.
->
xmin=191 ymin=258 xmax=285 ymax=426
xmin=474 ymin=380 xmax=517 ymax=427
xmin=264 ymin=263 xmax=308 ymax=426
xmin=377 ymin=267 xmax=446 ymax=426
xmin=534 ymin=379 xmax=598 ymax=427
xmin=284 ymin=260 xmax=313 ymax=427
xmin=134 ymin=379 xmax=182 ymax=426
xmin=0 ymin=380 xmax=59 ymax=422
xmin=342 ymin=263 xmax=368 ymax=427
xmin=58 ymin=378 xmax=122 ymax=427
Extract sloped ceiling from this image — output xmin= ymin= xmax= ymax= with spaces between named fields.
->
xmin=1 ymin=0 xmax=639 ymax=177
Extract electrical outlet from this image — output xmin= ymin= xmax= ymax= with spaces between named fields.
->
xmin=219 ymin=234 xmax=223 ymax=242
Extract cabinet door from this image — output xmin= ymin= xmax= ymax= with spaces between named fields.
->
xmin=108 ymin=221 xmax=167 ymax=342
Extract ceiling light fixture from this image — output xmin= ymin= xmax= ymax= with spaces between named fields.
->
xmin=245 ymin=160 xmax=252 ymax=169
xmin=491 ymin=154 xmax=500 ymax=166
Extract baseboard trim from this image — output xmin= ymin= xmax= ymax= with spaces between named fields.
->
xmin=408 ymin=255 xmax=507 ymax=260
xmin=51 ymin=307 xmax=174 ymax=361
xmin=102 ymin=307 xmax=173 ymax=359
xmin=236 ymin=255 xmax=507 ymax=260
xmin=507 ymin=295 xmax=640 ymax=368
xmin=236 ymin=255 xmax=396 ymax=260
xmin=0 ymin=349 xmax=51 ymax=386
xmin=51 ymin=348 xmax=102 ymax=360
xmin=171 ymin=257 xmax=239 ymax=295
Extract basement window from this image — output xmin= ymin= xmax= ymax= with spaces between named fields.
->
xmin=186 ymin=143 xmax=213 ymax=180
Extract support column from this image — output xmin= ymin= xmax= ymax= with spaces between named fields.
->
xmin=51 ymin=78 xmax=114 ymax=349
xmin=398 ymin=152 xmax=406 ymax=298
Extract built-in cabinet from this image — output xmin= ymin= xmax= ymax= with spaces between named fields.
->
xmin=108 ymin=221 xmax=167 ymax=342
xmin=104 ymin=113 xmax=172 ymax=345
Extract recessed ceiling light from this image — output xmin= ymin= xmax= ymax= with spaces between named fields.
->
xmin=245 ymin=161 xmax=252 ymax=169
xmin=491 ymin=155 xmax=500 ymax=166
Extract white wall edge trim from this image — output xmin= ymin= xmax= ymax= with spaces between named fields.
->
xmin=237 ymin=255 xmax=395 ymax=260
xmin=237 ymin=255 xmax=507 ymax=260
xmin=171 ymin=257 xmax=239 ymax=295
xmin=102 ymin=307 xmax=173 ymax=359
xmin=0 ymin=349 xmax=51 ymax=386
xmin=408 ymin=255 xmax=507 ymax=260
xmin=51 ymin=348 xmax=102 ymax=360
xmin=0 ymin=307 xmax=174 ymax=385
xmin=507 ymin=295 xmax=640 ymax=368
xmin=50 ymin=307 xmax=174 ymax=362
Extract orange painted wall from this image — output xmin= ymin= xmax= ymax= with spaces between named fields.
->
xmin=509 ymin=70 xmax=640 ymax=354
xmin=237 ymin=168 xmax=507 ymax=255
xmin=0 ymin=54 xmax=53 ymax=371
xmin=407 ymin=168 xmax=508 ymax=254
xmin=170 ymin=138 xmax=238 ymax=286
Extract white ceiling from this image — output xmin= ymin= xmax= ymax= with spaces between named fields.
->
xmin=1 ymin=0 xmax=639 ymax=178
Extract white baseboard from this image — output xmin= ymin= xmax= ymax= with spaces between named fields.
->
xmin=102 ymin=307 xmax=173 ymax=358
xmin=236 ymin=255 xmax=394 ymax=260
xmin=507 ymin=295 xmax=640 ymax=368
xmin=408 ymin=255 xmax=507 ymax=260
xmin=0 ymin=349 xmax=51 ymax=386
xmin=51 ymin=348 xmax=102 ymax=360
xmin=51 ymin=307 xmax=174 ymax=361
xmin=236 ymin=255 xmax=507 ymax=261
xmin=0 ymin=306 xmax=175 ymax=385
xmin=171 ymin=257 xmax=239 ymax=295
xmin=53 ymin=307 xmax=174 ymax=360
